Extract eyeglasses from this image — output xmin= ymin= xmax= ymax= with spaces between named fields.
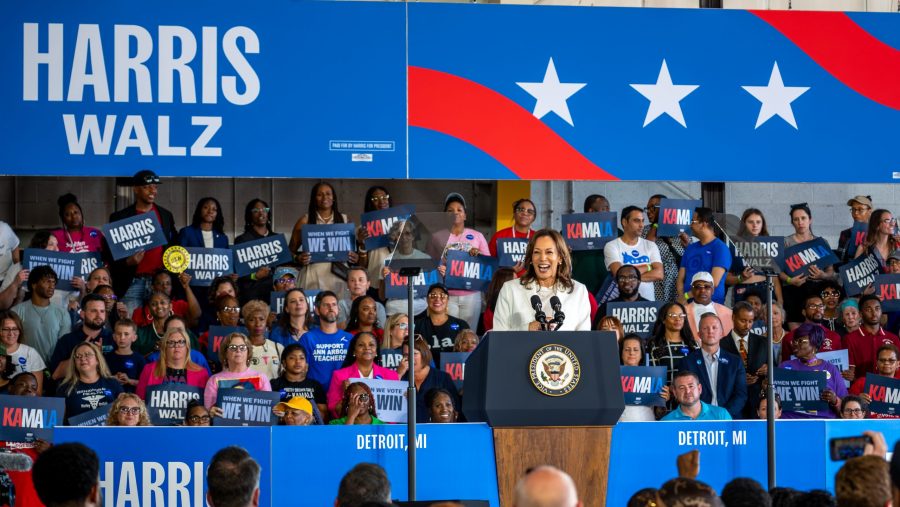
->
xmin=227 ymin=344 xmax=248 ymax=352
xmin=188 ymin=415 xmax=211 ymax=423
xmin=850 ymin=207 xmax=869 ymax=214
xmin=877 ymin=358 xmax=898 ymax=364
xmin=74 ymin=352 xmax=96 ymax=360
xmin=118 ymin=406 xmax=141 ymax=415
xmin=821 ymin=291 xmax=840 ymax=298
xmin=692 ymin=284 xmax=713 ymax=291
xmin=251 ymin=207 xmax=271 ymax=214
xmin=370 ymin=195 xmax=391 ymax=203
xmin=794 ymin=338 xmax=811 ymax=345
xmin=397 ymin=322 xmax=409 ymax=329
xmin=806 ymin=303 xmax=826 ymax=310
xmin=0 ymin=327 xmax=19 ymax=333
xmin=883 ymin=218 xmax=897 ymax=225
xmin=222 ymin=306 xmax=241 ymax=313
xmin=428 ymin=293 xmax=448 ymax=300
xmin=166 ymin=340 xmax=187 ymax=348
xmin=277 ymin=277 xmax=296 ymax=285
xmin=99 ymin=294 xmax=118 ymax=301
xmin=842 ymin=408 xmax=864 ymax=415
xmin=617 ymin=275 xmax=640 ymax=281
xmin=667 ymin=313 xmax=687 ymax=319
xmin=644 ymin=205 xmax=660 ymax=210
xmin=514 ymin=207 xmax=536 ymax=216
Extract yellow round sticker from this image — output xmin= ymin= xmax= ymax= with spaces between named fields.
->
xmin=163 ymin=246 xmax=190 ymax=274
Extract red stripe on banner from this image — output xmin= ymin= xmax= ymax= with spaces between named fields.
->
xmin=408 ymin=66 xmax=617 ymax=181
xmin=752 ymin=10 xmax=900 ymax=110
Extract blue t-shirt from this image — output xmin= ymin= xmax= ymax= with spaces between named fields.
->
xmin=681 ymin=238 xmax=731 ymax=304
xmin=662 ymin=401 xmax=732 ymax=421
xmin=299 ymin=327 xmax=353 ymax=387
xmin=103 ymin=351 xmax=146 ymax=393
xmin=57 ymin=377 xmax=123 ymax=420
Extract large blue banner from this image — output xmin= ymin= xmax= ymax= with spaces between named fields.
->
xmin=2 ymin=2 xmax=897 ymax=181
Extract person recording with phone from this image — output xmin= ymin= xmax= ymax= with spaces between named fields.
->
xmin=493 ymin=229 xmax=591 ymax=331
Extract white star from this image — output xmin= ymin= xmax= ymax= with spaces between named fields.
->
xmin=516 ymin=58 xmax=586 ymax=127
xmin=630 ymin=60 xmax=699 ymax=128
xmin=742 ymin=62 xmax=810 ymax=129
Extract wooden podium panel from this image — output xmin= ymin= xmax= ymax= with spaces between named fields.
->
xmin=493 ymin=427 xmax=612 ymax=507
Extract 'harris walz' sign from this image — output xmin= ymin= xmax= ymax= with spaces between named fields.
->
xmin=496 ymin=238 xmax=528 ymax=268
xmin=302 ymin=223 xmax=356 ymax=263
xmin=839 ymin=253 xmax=879 ymax=296
xmin=231 ymin=234 xmax=291 ymax=276
xmin=779 ymin=238 xmax=839 ymax=277
xmin=731 ymin=236 xmax=783 ymax=272
xmin=146 ymin=384 xmax=204 ymax=426
xmin=184 ymin=247 xmax=233 ymax=286
xmin=361 ymin=205 xmax=415 ymax=251
xmin=657 ymin=199 xmax=701 ymax=237
xmin=444 ymin=250 xmax=497 ymax=292
xmin=561 ymin=212 xmax=617 ymax=251
xmin=102 ymin=213 xmax=168 ymax=261
xmin=606 ymin=301 xmax=663 ymax=339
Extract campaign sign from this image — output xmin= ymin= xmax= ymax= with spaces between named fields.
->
xmin=78 ymin=252 xmax=102 ymax=278
xmin=606 ymin=301 xmax=663 ymax=339
xmin=231 ymin=234 xmax=292 ymax=277
xmin=845 ymin=221 xmax=868 ymax=259
xmin=657 ymin=199 xmax=701 ymax=237
xmin=68 ymin=405 xmax=109 ymax=427
xmin=0 ymin=395 xmax=64 ymax=442
xmin=380 ymin=347 xmax=404 ymax=371
xmin=731 ymin=236 xmax=784 ymax=272
xmin=816 ymin=349 xmax=851 ymax=388
xmin=384 ymin=268 xmax=441 ymax=300
xmin=620 ymin=366 xmax=666 ymax=407
xmin=350 ymin=378 xmax=408 ymax=423
xmin=146 ymin=384 xmax=203 ymax=426
xmin=22 ymin=248 xmax=81 ymax=290
xmin=207 ymin=325 xmax=248 ymax=364
xmin=214 ymin=388 xmax=280 ymax=426
xmin=269 ymin=289 xmax=319 ymax=315
xmin=361 ymin=205 xmax=416 ymax=251
xmin=780 ymin=238 xmax=840 ymax=277
xmin=772 ymin=368 xmax=828 ymax=412
xmin=302 ymin=223 xmax=356 ymax=263
xmin=560 ymin=212 xmax=617 ymax=251
xmin=102 ymin=213 xmax=168 ymax=261
xmin=444 ymin=250 xmax=498 ymax=292
xmin=496 ymin=238 xmax=529 ymax=268
xmin=874 ymin=274 xmax=900 ymax=313
xmin=184 ymin=247 xmax=233 ymax=287
xmin=863 ymin=374 xmax=900 ymax=416
xmin=594 ymin=274 xmax=619 ymax=306
xmin=839 ymin=253 xmax=879 ymax=296
xmin=441 ymin=352 xmax=469 ymax=391
xmin=56 ymin=426 xmax=272 ymax=507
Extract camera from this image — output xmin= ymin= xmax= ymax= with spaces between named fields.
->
xmin=359 ymin=394 xmax=370 ymax=404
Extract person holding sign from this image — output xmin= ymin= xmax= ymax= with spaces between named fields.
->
xmin=136 ymin=328 xmax=210 ymax=399
xmin=234 ymin=198 xmax=282 ymax=307
xmin=378 ymin=220 xmax=432 ymax=317
xmin=355 ymin=185 xmax=393 ymax=285
xmin=327 ymin=331 xmax=399 ymax=417
xmin=290 ymin=182 xmax=356 ymax=295
xmin=620 ymin=334 xmax=669 ymax=422
xmin=676 ymin=207 xmax=731 ymax=305
xmin=838 ymin=195 xmax=873 ymax=262
xmin=57 ymin=342 xmax=123 ymax=421
xmin=203 ymin=332 xmax=272 ymax=410
xmin=106 ymin=392 xmax=151 ymax=426
xmin=641 ymin=194 xmax=689 ymax=303
xmin=107 ymin=170 xmax=178 ymax=315
xmin=851 ymin=344 xmax=900 ymax=419
xmin=400 ymin=336 xmax=460 ymax=424
xmin=328 ymin=381 xmax=384 ymax=425
xmin=854 ymin=209 xmax=900 ymax=273
xmin=779 ymin=203 xmax=837 ymax=324
xmin=53 ymin=193 xmax=104 ymax=254
xmin=604 ymin=206 xmax=662 ymax=301
xmin=726 ymin=208 xmax=784 ymax=307
xmin=493 ymin=229 xmax=591 ymax=331
xmin=488 ymin=198 xmax=537 ymax=272
xmin=778 ymin=323 xmax=847 ymax=418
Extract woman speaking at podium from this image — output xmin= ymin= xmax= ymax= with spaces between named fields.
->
xmin=492 ymin=229 xmax=591 ymax=331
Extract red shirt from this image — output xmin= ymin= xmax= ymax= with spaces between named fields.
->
xmin=780 ymin=324 xmax=844 ymax=363
xmin=131 ymin=299 xmax=189 ymax=327
xmin=488 ymin=227 xmax=534 ymax=258
xmin=844 ymin=326 xmax=900 ymax=381
xmin=135 ymin=205 xmax=165 ymax=276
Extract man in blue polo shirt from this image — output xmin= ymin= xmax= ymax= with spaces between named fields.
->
xmin=677 ymin=207 xmax=731 ymax=305
xmin=663 ymin=370 xmax=732 ymax=421
xmin=299 ymin=291 xmax=352 ymax=388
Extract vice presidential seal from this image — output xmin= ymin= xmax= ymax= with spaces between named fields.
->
xmin=530 ymin=344 xmax=581 ymax=396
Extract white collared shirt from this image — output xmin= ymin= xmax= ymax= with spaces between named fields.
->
xmin=701 ymin=348 xmax=720 ymax=406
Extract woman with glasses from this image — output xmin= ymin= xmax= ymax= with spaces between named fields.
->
xmin=197 ymin=276 xmax=240 ymax=334
xmin=326 ymin=331 xmax=398 ymax=417
xmin=854 ymin=209 xmax=900 ymax=272
xmin=839 ymin=395 xmax=868 ymax=420
xmin=106 ymin=392 xmax=152 ymax=426
xmin=356 ymin=186 xmax=393 ymax=289
xmin=839 ymin=196 xmax=873 ymax=262
xmin=648 ymin=302 xmax=698 ymax=387
xmin=818 ymin=281 xmax=846 ymax=334
xmin=778 ymin=323 xmax=846 ymax=418
xmin=377 ymin=219 xmax=432 ymax=317
xmin=414 ymin=284 xmax=469 ymax=362
xmin=234 ymin=198 xmax=280 ymax=307
xmin=57 ymin=342 xmax=123 ymax=421
xmin=380 ymin=313 xmax=408 ymax=371
xmin=204 ymin=332 xmax=271 ymax=409
xmin=136 ymin=328 xmax=210 ymax=399
xmin=727 ymin=208 xmax=784 ymax=307
xmin=198 ymin=294 xmax=241 ymax=355
xmin=290 ymin=182 xmax=356 ymax=295
xmin=849 ymin=344 xmax=899 ymax=419
xmin=780 ymin=203 xmax=838 ymax=325
xmin=184 ymin=399 xmax=212 ymax=426
xmin=488 ymin=199 xmax=537 ymax=274
xmin=270 ymin=288 xmax=312 ymax=347
xmin=0 ymin=310 xmax=45 ymax=394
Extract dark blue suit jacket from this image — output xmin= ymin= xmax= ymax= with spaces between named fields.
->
xmin=177 ymin=225 xmax=230 ymax=249
xmin=680 ymin=348 xmax=747 ymax=420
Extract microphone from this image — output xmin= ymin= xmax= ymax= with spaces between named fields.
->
xmin=549 ymin=296 xmax=565 ymax=331
xmin=530 ymin=295 xmax=548 ymax=330
xmin=0 ymin=449 xmax=33 ymax=471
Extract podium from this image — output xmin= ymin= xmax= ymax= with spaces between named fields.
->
xmin=463 ymin=331 xmax=623 ymax=507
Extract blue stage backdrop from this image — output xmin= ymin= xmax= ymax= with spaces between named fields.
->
xmin=1 ymin=2 xmax=897 ymax=181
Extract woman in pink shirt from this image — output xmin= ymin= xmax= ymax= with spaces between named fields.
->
xmin=326 ymin=331 xmax=398 ymax=417
xmin=204 ymin=332 xmax=272 ymax=408
xmin=136 ymin=328 xmax=209 ymax=399
xmin=52 ymin=193 xmax=104 ymax=253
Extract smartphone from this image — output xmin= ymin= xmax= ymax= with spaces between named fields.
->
xmin=829 ymin=435 xmax=872 ymax=461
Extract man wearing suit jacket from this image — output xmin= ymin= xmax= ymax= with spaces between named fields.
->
xmin=720 ymin=301 xmax=768 ymax=418
xmin=680 ymin=312 xmax=747 ymax=419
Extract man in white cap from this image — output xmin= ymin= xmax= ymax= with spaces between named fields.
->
xmin=684 ymin=271 xmax=732 ymax=340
